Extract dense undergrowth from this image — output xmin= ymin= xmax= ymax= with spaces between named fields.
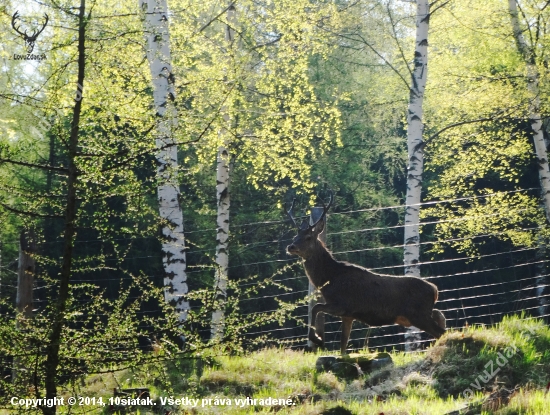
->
xmin=30 ymin=316 xmax=550 ymax=414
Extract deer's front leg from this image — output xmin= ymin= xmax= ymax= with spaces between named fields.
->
xmin=308 ymin=327 xmax=323 ymax=347
xmin=309 ymin=303 xmax=346 ymax=349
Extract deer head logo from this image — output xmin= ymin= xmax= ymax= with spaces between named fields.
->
xmin=11 ymin=11 xmax=49 ymax=54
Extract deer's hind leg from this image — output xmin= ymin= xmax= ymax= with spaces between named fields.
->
xmin=432 ymin=309 xmax=446 ymax=330
xmin=341 ymin=317 xmax=354 ymax=355
xmin=410 ymin=314 xmax=446 ymax=339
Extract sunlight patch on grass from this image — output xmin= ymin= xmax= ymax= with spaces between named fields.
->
xmin=489 ymin=389 xmax=550 ymax=415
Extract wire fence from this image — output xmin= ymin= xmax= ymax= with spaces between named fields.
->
xmin=1 ymin=187 xmax=548 ymax=352
xmin=227 ymin=188 xmax=550 ymax=352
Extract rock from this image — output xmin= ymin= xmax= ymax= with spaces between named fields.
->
xmin=371 ymin=357 xmax=393 ymax=370
xmin=315 ymin=352 xmax=393 ymax=378
xmin=316 ymin=356 xmax=338 ymax=372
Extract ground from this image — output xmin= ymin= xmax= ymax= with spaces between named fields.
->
xmin=4 ymin=316 xmax=549 ymax=414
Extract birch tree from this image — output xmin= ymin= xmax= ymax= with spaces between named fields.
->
xmin=403 ymin=0 xmax=430 ymax=351
xmin=404 ymin=0 xmax=430 ymax=277
xmin=211 ymin=4 xmax=236 ymax=340
xmin=508 ymin=0 xmax=550 ymax=222
xmin=509 ymin=0 xmax=550 ymax=317
xmin=0 ymin=0 xmax=316 ymax=403
xmin=1 ymin=0 xmax=186 ymax=404
xmin=140 ymin=0 xmax=189 ymax=324
xmin=165 ymin=0 xmax=342 ymax=341
xmin=421 ymin=0 xmax=543 ymax=257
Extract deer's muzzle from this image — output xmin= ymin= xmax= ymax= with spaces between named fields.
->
xmin=287 ymin=244 xmax=298 ymax=255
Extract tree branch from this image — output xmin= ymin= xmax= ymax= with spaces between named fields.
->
xmin=0 ymin=158 xmax=68 ymax=173
xmin=198 ymin=1 xmax=236 ymax=33
xmin=336 ymin=31 xmax=410 ymax=89
xmin=427 ymin=117 xmax=500 ymax=143
xmin=430 ymin=0 xmax=452 ymax=16
xmin=0 ymin=202 xmax=62 ymax=219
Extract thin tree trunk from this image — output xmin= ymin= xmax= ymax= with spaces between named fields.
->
xmin=42 ymin=1 xmax=86 ymax=412
xmin=16 ymin=230 xmax=35 ymax=319
xmin=211 ymin=4 xmax=236 ymax=340
xmin=141 ymin=0 xmax=189 ymax=324
xmin=509 ymin=0 xmax=550 ymax=317
xmin=13 ymin=229 xmax=36 ymax=383
xmin=404 ymin=0 xmax=430 ymax=351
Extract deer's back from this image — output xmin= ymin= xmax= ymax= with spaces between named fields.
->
xmin=317 ymin=261 xmax=437 ymax=322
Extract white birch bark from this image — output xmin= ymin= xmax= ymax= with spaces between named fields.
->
xmin=140 ymin=0 xmax=189 ymax=324
xmin=404 ymin=0 xmax=430 ymax=351
xmin=211 ymin=5 xmax=236 ymax=339
xmin=509 ymin=0 xmax=550 ymax=317
xmin=404 ymin=0 xmax=429 ymax=277
xmin=211 ymin=143 xmax=231 ymax=339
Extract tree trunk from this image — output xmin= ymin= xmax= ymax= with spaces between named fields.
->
xmin=13 ymin=229 xmax=36 ymax=383
xmin=141 ymin=0 xmax=189 ymax=324
xmin=404 ymin=0 xmax=429 ymax=278
xmin=404 ymin=0 xmax=430 ymax=351
xmin=211 ymin=4 xmax=236 ymax=340
xmin=42 ymin=1 xmax=87 ymax=412
xmin=211 ymin=141 xmax=231 ymax=339
xmin=509 ymin=0 xmax=550 ymax=317
xmin=211 ymin=139 xmax=232 ymax=339
xmin=16 ymin=230 xmax=35 ymax=319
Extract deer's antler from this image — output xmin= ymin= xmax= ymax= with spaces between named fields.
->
xmin=310 ymin=190 xmax=333 ymax=228
xmin=286 ymin=198 xmax=298 ymax=228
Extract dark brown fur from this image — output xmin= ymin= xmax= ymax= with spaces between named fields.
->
xmin=287 ymin=218 xmax=446 ymax=354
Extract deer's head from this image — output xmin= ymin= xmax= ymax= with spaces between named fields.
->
xmin=286 ymin=192 xmax=333 ymax=259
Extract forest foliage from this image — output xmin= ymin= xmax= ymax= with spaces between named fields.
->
xmin=0 ymin=0 xmax=549 ymax=412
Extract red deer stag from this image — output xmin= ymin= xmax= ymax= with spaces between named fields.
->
xmin=286 ymin=193 xmax=446 ymax=354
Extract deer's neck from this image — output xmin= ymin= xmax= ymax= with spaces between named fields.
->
xmin=303 ymin=242 xmax=338 ymax=288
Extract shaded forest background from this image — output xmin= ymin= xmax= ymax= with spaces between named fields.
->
xmin=0 ymin=0 xmax=549 ymax=410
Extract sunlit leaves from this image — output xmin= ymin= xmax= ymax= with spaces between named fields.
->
xmin=423 ymin=191 xmax=543 ymax=256
xmin=422 ymin=0 xmax=548 ymax=252
xmin=169 ymin=0 xmax=342 ymax=193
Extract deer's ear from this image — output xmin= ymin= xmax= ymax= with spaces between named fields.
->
xmin=313 ymin=218 xmax=325 ymax=234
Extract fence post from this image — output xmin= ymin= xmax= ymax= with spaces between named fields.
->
xmin=308 ymin=207 xmax=326 ymax=351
